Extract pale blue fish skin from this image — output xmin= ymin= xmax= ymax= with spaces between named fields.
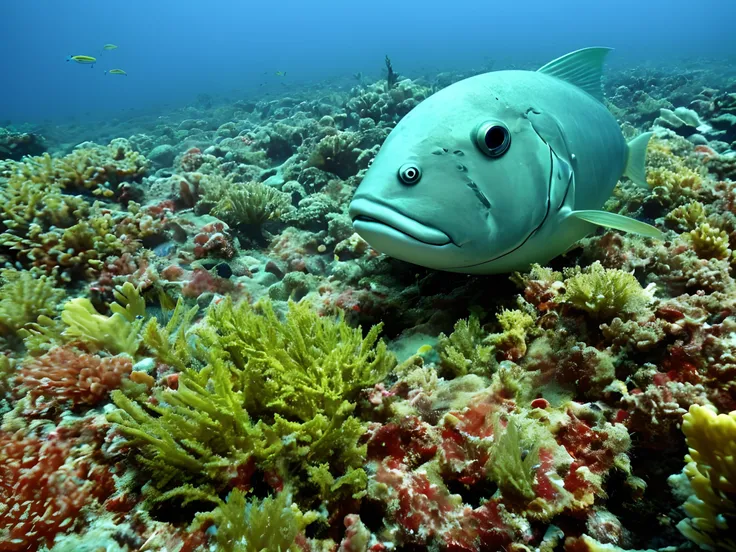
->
xmin=349 ymin=48 xmax=656 ymax=274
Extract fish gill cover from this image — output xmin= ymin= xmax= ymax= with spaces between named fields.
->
xmin=1 ymin=0 xmax=736 ymax=551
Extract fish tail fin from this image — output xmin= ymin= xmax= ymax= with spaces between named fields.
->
xmin=624 ymin=132 xmax=653 ymax=188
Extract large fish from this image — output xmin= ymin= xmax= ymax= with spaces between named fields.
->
xmin=349 ymin=47 xmax=663 ymax=274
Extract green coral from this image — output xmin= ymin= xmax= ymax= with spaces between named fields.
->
xmin=12 ymin=138 xmax=148 ymax=197
xmin=141 ymin=299 xmax=200 ymax=372
xmin=687 ymin=222 xmax=731 ymax=260
xmin=486 ymin=415 xmax=539 ymax=501
xmin=665 ymin=200 xmax=707 ymax=232
xmin=437 ymin=314 xmax=494 ymax=378
xmin=108 ymin=355 xmax=274 ymax=488
xmin=307 ymin=131 xmax=367 ymax=180
xmin=193 ymin=489 xmax=315 ymax=552
xmin=212 ymin=182 xmax=292 ymax=227
xmin=61 ymin=282 xmax=145 ymax=355
xmin=0 ymin=268 xmax=64 ymax=339
xmin=555 ymin=261 xmax=656 ymax=321
xmin=200 ymin=298 xmax=394 ymax=420
xmin=108 ymin=298 xmax=395 ymax=507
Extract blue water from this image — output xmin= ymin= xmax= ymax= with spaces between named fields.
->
xmin=1 ymin=0 xmax=734 ymax=123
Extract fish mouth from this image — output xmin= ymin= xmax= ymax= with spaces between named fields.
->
xmin=349 ymin=197 xmax=452 ymax=246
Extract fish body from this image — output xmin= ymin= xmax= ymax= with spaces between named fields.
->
xmin=67 ymin=55 xmax=96 ymax=67
xmin=105 ymin=69 xmax=127 ymax=76
xmin=103 ymin=44 xmax=118 ymax=50
xmin=349 ymin=48 xmax=661 ymax=274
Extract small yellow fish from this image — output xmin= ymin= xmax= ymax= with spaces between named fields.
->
xmin=275 ymin=71 xmax=287 ymax=77
xmin=67 ymin=55 xmax=96 ymax=68
xmin=103 ymin=44 xmax=118 ymax=50
xmin=105 ymin=69 xmax=127 ymax=76
xmin=417 ymin=344 xmax=433 ymax=355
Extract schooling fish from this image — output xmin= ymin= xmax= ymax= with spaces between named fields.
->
xmin=67 ymin=55 xmax=96 ymax=68
xmin=103 ymin=44 xmax=118 ymax=50
xmin=105 ymin=69 xmax=127 ymax=76
xmin=349 ymin=47 xmax=663 ymax=274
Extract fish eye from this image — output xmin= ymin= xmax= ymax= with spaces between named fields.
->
xmin=475 ymin=122 xmax=511 ymax=158
xmin=398 ymin=163 xmax=421 ymax=185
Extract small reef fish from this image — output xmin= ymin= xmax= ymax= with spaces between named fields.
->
xmin=416 ymin=344 xmax=433 ymax=355
xmin=67 ymin=55 xmax=96 ymax=67
xmin=105 ymin=69 xmax=127 ymax=76
xmin=103 ymin=44 xmax=118 ymax=50
xmin=349 ymin=47 xmax=663 ymax=274
xmin=275 ymin=71 xmax=287 ymax=77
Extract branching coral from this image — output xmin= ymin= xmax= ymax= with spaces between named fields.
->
xmin=555 ymin=261 xmax=656 ymax=321
xmin=108 ymin=298 xmax=394 ymax=506
xmin=677 ymin=404 xmax=736 ymax=551
xmin=192 ymin=488 xmax=314 ymax=552
xmin=666 ymin=200 xmax=707 ymax=232
xmin=200 ymin=298 xmax=395 ymax=420
xmin=12 ymin=139 xmax=148 ymax=197
xmin=60 ymin=282 xmax=145 ymax=355
xmin=0 ymin=268 xmax=64 ymax=339
xmin=687 ymin=222 xmax=731 ymax=260
xmin=0 ymin=428 xmax=114 ymax=551
xmin=436 ymin=314 xmax=494 ymax=378
xmin=20 ymin=347 xmax=132 ymax=410
xmin=486 ymin=415 xmax=540 ymax=501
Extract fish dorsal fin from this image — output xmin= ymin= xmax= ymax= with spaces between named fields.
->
xmin=537 ymin=47 xmax=612 ymax=102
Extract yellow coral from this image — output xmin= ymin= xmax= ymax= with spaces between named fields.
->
xmin=666 ymin=200 xmax=707 ymax=232
xmin=646 ymin=138 xmax=703 ymax=197
xmin=0 ymin=268 xmax=64 ymax=337
xmin=437 ymin=314 xmax=494 ymax=378
xmin=678 ymin=404 xmax=736 ymax=551
xmin=14 ymin=139 xmax=148 ymax=197
xmin=556 ymin=262 xmax=656 ymax=321
xmin=687 ymin=222 xmax=731 ymax=261
xmin=192 ymin=489 xmax=316 ymax=552
xmin=61 ymin=283 xmax=145 ymax=355
xmin=212 ymin=182 xmax=292 ymax=226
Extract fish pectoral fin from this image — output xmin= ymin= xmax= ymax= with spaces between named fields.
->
xmin=624 ymin=132 xmax=653 ymax=188
xmin=536 ymin=47 xmax=612 ymax=102
xmin=569 ymin=210 xmax=664 ymax=239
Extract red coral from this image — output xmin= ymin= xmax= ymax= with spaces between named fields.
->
xmin=367 ymin=416 xmax=438 ymax=468
xmin=20 ymin=347 xmax=132 ymax=411
xmin=193 ymin=222 xmax=235 ymax=259
xmin=181 ymin=267 xmax=236 ymax=299
xmin=179 ymin=147 xmax=204 ymax=172
xmin=0 ymin=427 xmax=114 ymax=551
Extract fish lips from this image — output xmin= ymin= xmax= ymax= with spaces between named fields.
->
xmin=349 ymin=197 xmax=453 ymax=247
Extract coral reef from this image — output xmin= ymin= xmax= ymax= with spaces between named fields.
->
xmin=1 ymin=55 xmax=735 ymax=551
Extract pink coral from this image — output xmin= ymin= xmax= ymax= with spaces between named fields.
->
xmin=0 ymin=426 xmax=114 ymax=551
xmin=193 ymin=221 xmax=235 ymax=259
xmin=20 ymin=347 xmax=132 ymax=410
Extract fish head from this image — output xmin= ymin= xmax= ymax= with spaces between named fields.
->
xmin=349 ymin=77 xmax=552 ymax=271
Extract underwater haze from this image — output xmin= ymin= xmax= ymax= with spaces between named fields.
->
xmin=1 ymin=0 xmax=735 ymax=122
